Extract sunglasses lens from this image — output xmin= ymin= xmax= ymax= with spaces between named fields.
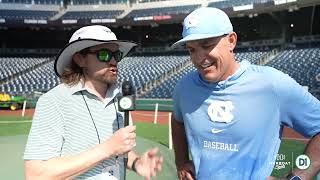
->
xmin=114 ymin=51 xmax=124 ymax=62
xmin=98 ymin=50 xmax=111 ymax=62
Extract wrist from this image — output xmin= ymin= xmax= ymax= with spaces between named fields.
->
xmin=177 ymin=160 xmax=192 ymax=169
xmin=94 ymin=143 xmax=112 ymax=160
xmin=286 ymin=172 xmax=302 ymax=180
xmin=132 ymin=157 xmax=140 ymax=173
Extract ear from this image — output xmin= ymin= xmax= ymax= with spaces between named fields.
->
xmin=227 ymin=32 xmax=237 ymax=52
xmin=72 ymin=53 xmax=87 ymax=68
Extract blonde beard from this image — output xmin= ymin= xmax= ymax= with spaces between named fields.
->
xmin=83 ymin=69 xmax=118 ymax=87
xmin=102 ymin=75 xmax=117 ymax=87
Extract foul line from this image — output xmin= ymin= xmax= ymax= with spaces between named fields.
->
xmin=133 ymin=112 xmax=170 ymax=117
xmin=0 ymin=120 xmax=32 ymax=123
xmin=282 ymin=137 xmax=309 ymax=141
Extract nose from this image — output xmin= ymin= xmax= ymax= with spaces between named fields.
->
xmin=193 ymin=49 xmax=208 ymax=63
xmin=109 ymin=58 xmax=118 ymax=66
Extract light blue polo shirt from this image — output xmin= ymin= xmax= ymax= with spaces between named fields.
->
xmin=173 ymin=61 xmax=320 ymax=180
xmin=24 ymin=82 xmax=126 ymax=180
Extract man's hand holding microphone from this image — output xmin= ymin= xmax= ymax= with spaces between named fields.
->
xmin=96 ymin=81 xmax=163 ymax=180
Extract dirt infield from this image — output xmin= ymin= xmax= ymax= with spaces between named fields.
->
xmin=131 ymin=111 xmax=170 ymax=125
xmin=0 ymin=109 xmax=35 ymax=117
xmin=0 ymin=109 xmax=308 ymax=141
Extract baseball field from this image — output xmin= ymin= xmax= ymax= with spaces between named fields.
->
xmin=0 ymin=109 xmax=314 ymax=179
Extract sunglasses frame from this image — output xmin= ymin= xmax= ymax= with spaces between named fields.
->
xmin=80 ymin=48 xmax=124 ymax=63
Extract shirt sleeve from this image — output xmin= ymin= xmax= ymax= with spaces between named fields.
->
xmin=172 ymin=81 xmax=184 ymax=123
xmin=272 ymin=68 xmax=320 ymax=138
xmin=24 ymin=93 xmax=64 ymax=160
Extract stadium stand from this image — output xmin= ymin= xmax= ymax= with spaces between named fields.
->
xmin=118 ymin=54 xmax=190 ymax=92
xmin=207 ymin=0 xmax=273 ymax=9
xmin=0 ymin=9 xmax=58 ymax=20
xmin=2 ymin=0 xmax=60 ymax=4
xmin=0 ymin=61 xmax=59 ymax=95
xmin=266 ymin=46 xmax=320 ymax=98
xmin=70 ymin=0 xmax=127 ymax=5
xmin=0 ymin=0 xmax=319 ymax=101
xmin=2 ymin=0 xmax=32 ymax=3
xmin=142 ymin=63 xmax=195 ymax=99
xmin=0 ymin=54 xmax=190 ymax=96
xmin=141 ymin=50 xmax=273 ymax=99
xmin=0 ymin=2 xmax=60 ymax=22
xmin=207 ymin=0 xmax=234 ymax=9
xmin=0 ymin=47 xmax=318 ymax=99
xmin=235 ymin=50 xmax=270 ymax=64
xmin=61 ymin=10 xmax=124 ymax=20
xmin=0 ymin=57 xmax=49 ymax=81
xmin=0 ymin=2 xmax=320 ymax=180
xmin=126 ymin=4 xmax=200 ymax=18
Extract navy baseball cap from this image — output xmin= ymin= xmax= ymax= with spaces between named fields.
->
xmin=171 ymin=7 xmax=233 ymax=48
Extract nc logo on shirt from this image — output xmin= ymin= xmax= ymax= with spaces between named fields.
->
xmin=207 ymin=100 xmax=234 ymax=123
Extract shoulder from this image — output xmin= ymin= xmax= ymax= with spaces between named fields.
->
xmin=245 ymin=64 xmax=292 ymax=85
xmin=175 ymin=70 xmax=198 ymax=91
xmin=246 ymin=64 xmax=284 ymax=77
xmin=37 ymin=84 xmax=72 ymax=104
xmin=246 ymin=64 xmax=304 ymax=100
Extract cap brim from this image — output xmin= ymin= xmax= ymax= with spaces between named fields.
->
xmin=54 ymin=39 xmax=137 ymax=77
xmin=171 ymin=33 xmax=227 ymax=49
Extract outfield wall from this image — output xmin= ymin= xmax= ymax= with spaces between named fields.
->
xmin=25 ymin=98 xmax=174 ymax=111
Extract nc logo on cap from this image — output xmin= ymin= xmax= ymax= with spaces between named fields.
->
xmin=184 ymin=16 xmax=199 ymax=30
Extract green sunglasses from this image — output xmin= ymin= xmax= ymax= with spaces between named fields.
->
xmin=82 ymin=49 xmax=124 ymax=62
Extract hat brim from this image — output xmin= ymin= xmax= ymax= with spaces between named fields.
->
xmin=54 ymin=39 xmax=137 ymax=77
xmin=171 ymin=33 xmax=227 ymax=49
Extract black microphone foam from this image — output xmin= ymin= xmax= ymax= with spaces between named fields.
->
xmin=121 ymin=80 xmax=134 ymax=127
xmin=122 ymin=80 xmax=134 ymax=96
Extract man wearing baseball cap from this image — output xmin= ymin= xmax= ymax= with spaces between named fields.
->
xmin=171 ymin=7 xmax=320 ymax=180
xmin=24 ymin=25 xmax=163 ymax=180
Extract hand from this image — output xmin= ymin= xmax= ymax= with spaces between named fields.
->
xmin=134 ymin=147 xmax=163 ymax=180
xmin=177 ymin=161 xmax=195 ymax=180
xmin=100 ymin=125 xmax=136 ymax=157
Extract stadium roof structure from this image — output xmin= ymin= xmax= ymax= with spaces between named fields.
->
xmin=0 ymin=0 xmax=319 ymax=28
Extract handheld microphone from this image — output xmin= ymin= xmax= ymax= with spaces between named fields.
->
xmin=119 ymin=81 xmax=135 ymax=126
xmin=118 ymin=80 xmax=135 ymax=180
xmin=122 ymin=80 xmax=134 ymax=96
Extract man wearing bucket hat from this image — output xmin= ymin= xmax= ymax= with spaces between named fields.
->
xmin=171 ymin=7 xmax=320 ymax=180
xmin=24 ymin=25 xmax=163 ymax=180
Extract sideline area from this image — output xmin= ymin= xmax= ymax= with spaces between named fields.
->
xmin=0 ymin=135 xmax=177 ymax=180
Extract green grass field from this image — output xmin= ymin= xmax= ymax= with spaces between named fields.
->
xmin=271 ymin=140 xmax=306 ymax=177
xmin=0 ymin=115 xmax=32 ymax=136
xmin=0 ymin=115 xmax=313 ymax=179
xmin=0 ymin=115 xmax=177 ymax=180
xmin=134 ymin=121 xmax=169 ymax=147
xmin=133 ymin=121 xmax=308 ymax=177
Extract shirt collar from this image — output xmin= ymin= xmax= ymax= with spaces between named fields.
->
xmin=104 ymin=84 xmax=120 ymax=105
xmin=225 ymin=60 xmax=250 ymax=82
xmin=70 ymin=81 xmax=120 ymax=105
xmin=70 ymin=81 xmax=86 ymax=94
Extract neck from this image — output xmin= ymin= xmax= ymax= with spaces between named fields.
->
xmin=230 ymin=61 xmax=240 ymax=75
xmin=84 ymin=79 xmax=108 ymax=100
xmin=221 ymin=59 xmax=240 ymax=81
